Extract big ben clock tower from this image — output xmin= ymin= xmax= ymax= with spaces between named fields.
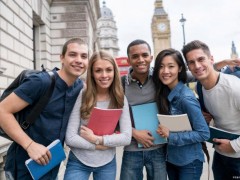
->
xmin=151 ymin=0 xmax=171 ymax=58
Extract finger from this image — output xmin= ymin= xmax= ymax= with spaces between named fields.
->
xmin=46 ymin=150 xmax=52 ymax=160
xmin=39 ymin=157 xmax=47 ymax=165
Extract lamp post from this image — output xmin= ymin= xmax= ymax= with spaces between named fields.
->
xmin=179 ymin=13 xmax=186 ymax=46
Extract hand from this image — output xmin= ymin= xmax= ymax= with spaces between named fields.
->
xmin=80 ymin=125 xmax=95 ymax=143
xmin=132 ymin=129 xmax=154 ymax=148
xmin=225 ymin=59 xmax=240 ymax=69
xmin=157 ymin=125 xmax=169 ymax=138
xmin=26 ymin=141 xmax=51 ymax=165
xmin=213 ymin=138 xmax=235 ymax=153
xmin=202 ymin=111 xmax=213 ymax=124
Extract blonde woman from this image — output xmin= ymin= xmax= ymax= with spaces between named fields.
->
xmin=64 ymin=51 xmax=132 ymax=180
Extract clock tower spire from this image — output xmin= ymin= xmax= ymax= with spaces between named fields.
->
xmin=151 ymin=0 xmax=171 ymax=58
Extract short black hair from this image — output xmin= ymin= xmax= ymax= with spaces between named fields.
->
xmin=182 ymin=40 xmax=211 ymax=60
xmin=127 ymin=39 xmax=151 ymax=57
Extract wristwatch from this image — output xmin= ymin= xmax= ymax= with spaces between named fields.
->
xmin=95 ymin=137 xmax=100 ymax=145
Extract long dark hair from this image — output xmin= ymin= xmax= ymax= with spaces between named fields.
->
xmin=153 ymin=48 xmax=187 ymax=114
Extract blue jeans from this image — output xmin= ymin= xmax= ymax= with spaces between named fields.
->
xmin=64 ymin=151 xmax=116 ymax=180
xmin=212 ymin=151 xmax=240 ymax=180
xmin=120 ymin=148 xmax=167 ymax=180
xmin=167 ymin=159 xmax=203 ymax=180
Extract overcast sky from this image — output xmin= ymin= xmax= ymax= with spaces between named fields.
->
xmin=100 ymin=0 xmax=240 ymax=62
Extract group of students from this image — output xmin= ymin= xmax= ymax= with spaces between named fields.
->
xmin=0 ymin=37 xmax=239 ymax=180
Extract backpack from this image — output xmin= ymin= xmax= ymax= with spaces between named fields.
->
xmin=0 ymin=68 xmax=55 ymax=140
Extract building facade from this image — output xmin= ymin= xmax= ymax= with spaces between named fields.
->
xmin=0 ymin=0 xmax=100 ymax=93
xmin=97 ymin=1 xmax=120 ymax=57
xmin=151 ymin=0 xmax=171 ymax=58
xmin=0 ymin=0 xmax=101 ymax=177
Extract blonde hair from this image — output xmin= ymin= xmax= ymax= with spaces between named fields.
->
xmin=81 ymin=51 xmax=124 ymax=119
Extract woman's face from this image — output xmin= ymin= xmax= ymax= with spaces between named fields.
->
xmin=158 ymin=55 xmax=181 ymax=90
xmin=92 ymin=59 xmax=114 ymax=92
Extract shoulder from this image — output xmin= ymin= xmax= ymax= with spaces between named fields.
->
xmin=14 ymin=71 xmax=52 ymax=104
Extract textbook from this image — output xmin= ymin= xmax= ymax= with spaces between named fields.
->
xmin=157 ymin=114 xmax=192 ymax=132
xmin=87 ymin=107 xmax=122 ymax=135
xmin=25 ymin=139 xmax=66 ymax=180
xmin=131 ymin=102 xmax=167 ymax=147
xmin=208 ymin=126 xmax=240 ymax=144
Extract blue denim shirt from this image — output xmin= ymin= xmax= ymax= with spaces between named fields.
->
xmin=167 ymin=82 xmax=210 ymax=166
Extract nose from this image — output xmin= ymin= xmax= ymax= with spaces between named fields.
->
xmin=138 ymin=55 xmax=145 ymax=63
xmin=194 ymin=61 xmax=201 ymax=69
xmin=76 ymin=55 xmax=83 ymax=64
xmin=162 ymin=67 xmax=169 ymax=73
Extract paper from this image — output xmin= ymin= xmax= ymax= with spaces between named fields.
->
xmin=208 ymin=126 xmax=240 ymax=144
xmin=25 ymin=139 xmax=66 ymax=180
xmin=157 ymin=114 xmax=192 ymax=132
xmin=87 ymin=107 xmax=122 ymax=135
xmin=131 ymin=102 xmax=167 ymax=147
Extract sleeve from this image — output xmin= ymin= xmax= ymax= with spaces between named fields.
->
xmin=230 ymin=138 xmax=240 ymax=153
xmin=14 ymin=73 xmax=48 ymax=105
xmin=103 ymin=96 xmax=132 ymax=147
xmin=168 ymin=95 xmax=210 ymax=146
xmin=65 ymin=90 xmax=96 ymax=150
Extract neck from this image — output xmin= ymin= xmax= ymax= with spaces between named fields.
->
xmin=57 ymin=69 xmax=76 ymax=86
xmin=97 ymin=91 xmax=110 ymax=101
xmin=201 ymin=72 xmax=220 ymax=90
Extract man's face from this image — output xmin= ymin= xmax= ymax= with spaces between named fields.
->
xmin=128 ymin=44 xmax=153 ymax=76
xmin=186 ymin=49 xmax=214 ymax=81
xmin=60 ymin=43 xmax=88 ymax=79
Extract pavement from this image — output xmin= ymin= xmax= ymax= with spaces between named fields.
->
xmin=58 ymin=142 xmax=214 ymax=180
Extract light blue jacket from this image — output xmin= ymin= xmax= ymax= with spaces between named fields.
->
xmin=167 ymin=82 xmax=210 ymax=166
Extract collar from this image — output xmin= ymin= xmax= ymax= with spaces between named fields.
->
xmin=168 ymin=81 xmax=184 ymax=102
xmin=125 ymin=67 xmax=153 ymax=85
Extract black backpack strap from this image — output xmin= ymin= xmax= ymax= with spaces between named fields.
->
xmin=121 ymin=75 xmax=126 ymax=92
xmin=21 ymin=71 xmax=56 ymax=129
xmin=196 ymin=81 xmax=208 ymax=112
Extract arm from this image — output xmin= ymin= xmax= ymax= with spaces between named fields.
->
xmin=65 ymin=91 xmax=96 ymax=150
xmin=214 ymin=59 xmax=240 ymax=71
xmin=102 ymin=96 xmax=132 ymax=147
xmin=214 ymin=86 xmax=240 ymax=153
xmin=167 ymin=96 xmax=210 ymax=146
xmin=0 ymin=93 xmax=51 ymax=165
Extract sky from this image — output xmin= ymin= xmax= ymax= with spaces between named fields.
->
xmin=99 ymin=0 xmax=240 ymax=62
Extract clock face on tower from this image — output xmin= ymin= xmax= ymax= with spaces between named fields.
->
xmin=157 ymin=23 xmax=167 ymax=32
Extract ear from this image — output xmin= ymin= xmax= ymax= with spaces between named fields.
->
xmin=209 ymin=55 xmax=214 ymax=65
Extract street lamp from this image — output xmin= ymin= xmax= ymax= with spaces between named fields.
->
xmin=179 ymin=13 xmax=186 ymax=46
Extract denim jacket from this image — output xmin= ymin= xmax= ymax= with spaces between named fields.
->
xmin=167 ymin=82 xmax=210 ymax=166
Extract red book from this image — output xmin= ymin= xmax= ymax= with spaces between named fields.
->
xmin=87 ymin=107 xmax=122 ymax=135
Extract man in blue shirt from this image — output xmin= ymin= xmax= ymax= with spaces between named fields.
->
xmin=0 ymin=38 xmax=89 ymax=179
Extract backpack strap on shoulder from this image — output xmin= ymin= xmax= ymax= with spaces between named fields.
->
xmin=121 ymin=75 xmax=126 ymax=92
xmin=21 ymin=71 xmax=56 ymax=129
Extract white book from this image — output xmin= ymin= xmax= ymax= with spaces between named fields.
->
xmin=157 ymin=114 xmax=192 ymax=132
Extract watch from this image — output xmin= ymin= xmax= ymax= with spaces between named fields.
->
xmin=95 ymin=137 xmax=100 ymax=145
xmin=157 ymin=23 xmax=167 ymax=32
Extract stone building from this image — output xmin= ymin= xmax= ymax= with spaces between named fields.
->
xmin=97 ymin=1 xmax=120 ymax=57
xmin=0 ymin=0 xmax=101 ymax=178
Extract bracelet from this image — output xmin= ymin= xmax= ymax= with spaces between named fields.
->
xmin=25 ymin=140 xmax=33 ymax=151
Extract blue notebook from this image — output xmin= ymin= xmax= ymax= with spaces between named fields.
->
xmin=25 ymin=139 xmax=66 ymax=180
xmin=131 ymin=102 xmax=167 ymax=147
xmin=208 ymin=126 xmax=240 ymax=144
